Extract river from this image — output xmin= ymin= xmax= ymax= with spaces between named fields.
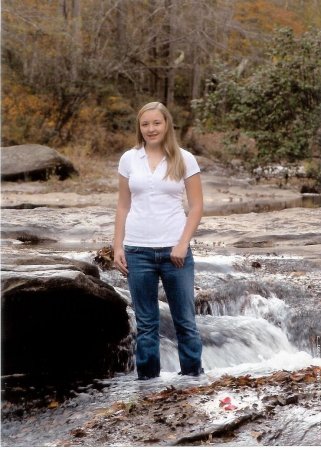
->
xmin=2 ymin=242 xmax=321 ymax=446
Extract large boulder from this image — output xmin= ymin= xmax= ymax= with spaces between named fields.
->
xmin=1 ymin=144 xmax=78 ymax=181
xmin=1 ymin=254 xmax=133 ymax=377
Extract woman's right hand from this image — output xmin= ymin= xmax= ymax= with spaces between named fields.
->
xmin=113 ymin=248 xmax=128 ymax=276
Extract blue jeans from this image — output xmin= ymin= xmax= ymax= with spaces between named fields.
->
xmin=124 ymin=245 xmax=202 ymax=378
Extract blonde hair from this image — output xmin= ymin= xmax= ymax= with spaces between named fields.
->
xmin=135 ymin=101 xmax=186 ymax=181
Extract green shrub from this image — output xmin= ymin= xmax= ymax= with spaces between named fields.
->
xmin=193 ymin=28 xmax=321 ymax=163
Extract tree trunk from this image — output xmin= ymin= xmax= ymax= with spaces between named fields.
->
xmin=163 ymin=0 xmax=175 ymax=106
xmin=148 ymin=0 xmax=159 ymax=97
xmin=71 ymin=0 xmax=81 ymax=81
xmin=192 ymin=61 xmax=201 ymax=100
xmin=59 ymin=0 xmax=68 ymax=20
xmin=116 ymin=1 xmax=126 ymax=56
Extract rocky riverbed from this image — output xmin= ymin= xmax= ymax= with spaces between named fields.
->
xmin=1 ymin=152 xmax=321 ymax=446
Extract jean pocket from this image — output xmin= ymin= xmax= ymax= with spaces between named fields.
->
xmin=124 ymin=245 xmax=140 ymax=254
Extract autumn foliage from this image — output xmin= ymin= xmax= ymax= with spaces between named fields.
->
xmin=2 ymin=0 xmax=321 ymax=162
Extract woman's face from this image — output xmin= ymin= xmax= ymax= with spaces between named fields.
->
xmin=139 ymin=109 xmax=167 ymax=147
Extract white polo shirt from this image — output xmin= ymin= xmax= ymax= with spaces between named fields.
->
xmin=118 ymin=146 xmax=200 ymax=247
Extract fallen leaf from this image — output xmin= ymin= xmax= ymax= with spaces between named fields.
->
xmin=313 ymin=368 xmax=321 ymax=378
xmin=271 ymin=371 xmax=290 ymax=382
xmin=251 ymin=431 xmax=263 ymax=440
xmin=219 ymin=396 xmax=231 ymax=406
xmin=303 ymin=374 xmax=316 ymax=383
xmin=224 ymin=404 xmax=237 ymax=411
xmin=48 ymin=401 xmax=59 ymax=409
xmin=70 ymin=428 xmax=87 ymax=438
xmin=290 ymin=373 xmax=305 ymax=382
xmin=238 ymin=375 xmax=251 ymax=386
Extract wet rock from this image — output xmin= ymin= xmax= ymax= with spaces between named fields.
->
xmin=251 ymin=261 xmax=262 ymax=269
xmin=195 ymin=290 xmax=214 ymax=315
xmin=2 ymin=254 xmax=100 ymax=278
xmin=284 ymin=394 xmax=299 ymax=405
xmin=1 ymin=206 xmax=115 ymax=243
xmin=1 ymin=254 xmax=132 ymax=376
xmin=1 ymin=144 xmax=78 ymax=181
xmin=198 ymin=207 xmax=321 ymax=253
xmin=301 ymin=185 xmax=320 ymax=194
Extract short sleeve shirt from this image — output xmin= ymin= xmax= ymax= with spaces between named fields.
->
xmin=118 ymin=146 xmax=200 ymax=247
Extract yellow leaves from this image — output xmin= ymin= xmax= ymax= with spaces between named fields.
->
xmin=235 ymin=1 xmax=305 ymax=36
xmin=106 ymin=96 xmax=133 ymax=114
xmin=78 ymin=106 xmax=95 ymax=121
xmin=229 ymin=0 xmax=306 ymax=59
xmin=95 ymin=401 xmax=136 ymax=418
xmin=3 ymin=78 xmax=45 ymax=120
xmin=2 ymin=67 xmax=58 ymax=144
xmin=48 ymin=400 xmax=59 ymax=409
xmin=95 ymin=404 xmax=122 ymax=417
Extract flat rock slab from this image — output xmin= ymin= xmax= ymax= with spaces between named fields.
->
xmin=1 ymin=206 xmax=115 ymax=244
xmin=1 ymin=206 xmax=320 ymax=254
xmin=1 ymin=191 xmax=118 ymax=209
xmin=1 ymin=144 xmax=78 ymax=181
xmin=196 ymin=207 xmax=321 ymax=251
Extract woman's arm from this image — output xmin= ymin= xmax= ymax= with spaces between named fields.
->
xmin=113 ymin=174 xmax=131 ymax=275
xmin=170 ymin=173 xmax=203 ymax=268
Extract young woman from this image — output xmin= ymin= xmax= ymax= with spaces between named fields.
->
xmin=113 ymin=101 xmax=203 ymax=380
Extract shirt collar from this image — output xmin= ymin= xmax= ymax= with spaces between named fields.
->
xmin=137 ymin=146 xmax=166 ymax=162
xmin=137 ymin=146 xmax=146 ymax=158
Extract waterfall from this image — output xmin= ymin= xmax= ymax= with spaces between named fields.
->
xmin=157 ymin=253 xmax=321 ymax=375
xmin=67 ymin=250 xmax=321 ymax=376
xmin=159 ymin=301 xmax=301 ymax=374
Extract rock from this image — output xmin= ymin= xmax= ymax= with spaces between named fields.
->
xmin=1 ymin=254 xmax=133 ymax=376
xmin=1 ymin=144 xmax=78 ymax=181
xmin=251 ymin=261 xmax=262 ymax=268
xmin=1 ymin=206 xmax=115 ymax=243
xmin=300 ymin=185 xmax=320 ymax=194
xmin=3 ymin=254 xmax=100 ymax=278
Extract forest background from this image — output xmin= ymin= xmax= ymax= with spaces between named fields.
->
xmin=2 ymin=0 xmax=321 ymax=176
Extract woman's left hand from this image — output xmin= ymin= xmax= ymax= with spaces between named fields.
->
xmin=170 ymin=243 xmax=189 ymax=268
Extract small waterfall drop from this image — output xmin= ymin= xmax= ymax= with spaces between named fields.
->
xmin=63 ymin=250 xmax=321 ymax=377
xmin=159 ymin=301 xmax=300 ymax=374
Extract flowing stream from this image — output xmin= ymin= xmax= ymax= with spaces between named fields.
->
xmin=2 ymin=247 xmax=320 ymax=447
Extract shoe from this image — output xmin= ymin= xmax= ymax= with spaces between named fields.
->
xmin=136 ymin=374 xmax=160 ymax=381
xmin=137 ymin=375 xmax=151 ymax=381
xmin=178 ymin=368 xmax=205 ymax=376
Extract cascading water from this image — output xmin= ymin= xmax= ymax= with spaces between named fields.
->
xmin=64 ymin=252 xmax=313 ymax=376
xmin=97 ymin=251 xmax=321 ymax=378
xmin=2 ymin=248 xmax=321 ymax=448
xmin=159 ymin=298 xmax=315 ymax=377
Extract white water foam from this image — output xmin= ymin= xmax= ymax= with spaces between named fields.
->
xmin=205 ymin=350 xmax=321 ymax=379
xmin=159 ymin=301 xmax=320 ymax=377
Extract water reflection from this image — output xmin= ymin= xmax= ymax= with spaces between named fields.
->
xmin=204 ymin=194 xmax=321 ymax=216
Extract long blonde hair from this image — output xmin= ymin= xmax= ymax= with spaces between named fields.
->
xmin=135 ymin=102 xmax=186 ymax=181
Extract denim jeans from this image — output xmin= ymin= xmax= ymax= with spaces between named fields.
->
xmin=124 ymin=245 xmax=203 ymax=378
